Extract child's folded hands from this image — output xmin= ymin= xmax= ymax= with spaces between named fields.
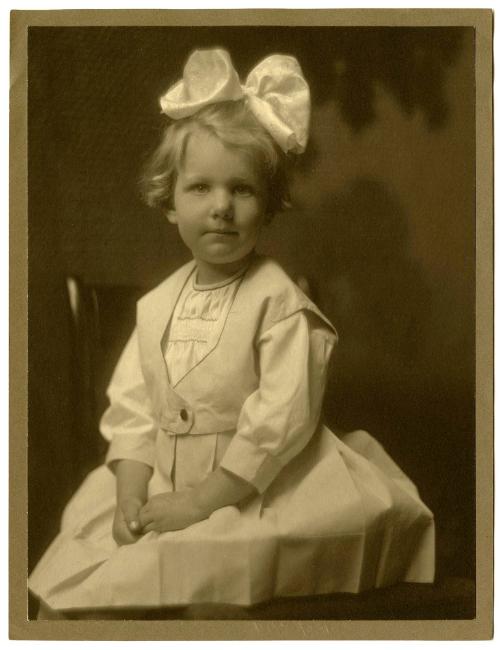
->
xmin=112 ymin=496 xmax=145 ymax=546
xmin=138 ymin=490 xmax=207 ymax=534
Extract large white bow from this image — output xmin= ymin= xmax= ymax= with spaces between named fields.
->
xmin=159 ymin=49 xmax=310 ymax=154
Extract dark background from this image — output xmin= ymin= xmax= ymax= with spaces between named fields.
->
xmin=28 ymin=26 xmax=475 ymax=588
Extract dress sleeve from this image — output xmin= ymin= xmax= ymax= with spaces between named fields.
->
xmin=100 ymin=328 xmax=158 ymax=470
xmin=219 ymin=310 xmax=336 ymax=493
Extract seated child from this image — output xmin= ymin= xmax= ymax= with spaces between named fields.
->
xmin=29 ymin=48 xmax=434 ymax=617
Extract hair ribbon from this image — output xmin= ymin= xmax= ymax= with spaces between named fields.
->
xmin=159 ymin=49 xmax=310 ymax=154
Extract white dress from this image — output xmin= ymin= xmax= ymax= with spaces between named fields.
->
xmin=28 ymin=267 xmax=435 ymax=611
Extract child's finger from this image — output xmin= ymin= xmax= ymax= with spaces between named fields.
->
xmin=119 ymin=524 xmax=136 ymax=544
xmin=121 ymin=501 xmax=142 ymax=532
xmin=138 ymin=507 xmax=154 ymax=527
xmin=123 ymin=514 xmax=141 ymax=532
xmin=113 ymin=516 xmax=140 ymax=546
xmin=142 ymin=521 xmax=159 ymax=534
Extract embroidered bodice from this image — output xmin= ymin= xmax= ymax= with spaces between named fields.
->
xmin=164 ymin=266 xmax=246 ymax=386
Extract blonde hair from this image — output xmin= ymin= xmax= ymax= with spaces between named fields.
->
xmin=141 ymin=100 xmax=291 ymax=218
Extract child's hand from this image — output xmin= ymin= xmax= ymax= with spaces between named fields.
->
xmin=112 ymin=496 xmax=145 ymax=546
xmin=138 ymin=491 xmax=206 ymax=534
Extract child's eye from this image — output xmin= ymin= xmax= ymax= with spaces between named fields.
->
xmin=233 ymin=185 xmax=254 ymax=197
xmin=190 ymin=183 xmax=210 ymax=194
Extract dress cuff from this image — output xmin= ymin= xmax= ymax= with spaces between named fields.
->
xmin=105 ymin=433 xmax=156 ymax=470
xmin=219 ymin=435 xmax=284 ymax=494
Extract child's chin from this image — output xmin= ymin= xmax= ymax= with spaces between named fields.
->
xmin=203 ymin=251 xmax=246 ymax=265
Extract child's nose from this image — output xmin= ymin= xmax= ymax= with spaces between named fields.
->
xmin=211 ymin=189 xmax=233 ymax=219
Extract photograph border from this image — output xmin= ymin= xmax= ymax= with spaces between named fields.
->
xmin=9 ymin=7 xmax=493 ymax=641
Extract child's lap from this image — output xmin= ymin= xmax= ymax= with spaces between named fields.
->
xmin=30 ymin=427 xmax=434 ymax=608
xmin=60 ymin=427 xmax=427 ymax=547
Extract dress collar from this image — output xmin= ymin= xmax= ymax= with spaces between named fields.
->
xmin=192 ymin=259 xmax=253 ymax=292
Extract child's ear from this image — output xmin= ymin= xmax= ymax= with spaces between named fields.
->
xmin=166 ymin=209 xmax=178 ymax=225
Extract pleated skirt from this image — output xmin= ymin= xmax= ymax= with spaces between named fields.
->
xmin=28 ymin=427 xmax=435 ymax=611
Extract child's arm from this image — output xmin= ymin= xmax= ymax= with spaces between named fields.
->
xmin=218 ymin=310 xmax=336 ymax=494
xmin=138 ymin=468 xmax=255 ymax=534
xmin=98 ymin=329 xmax=158 ymax=544
xmin=138 ymin=310 xmax=335 ymax=535
xmin=194 ymin=466 xmax=257 ymax=514
xmin=112 ymin=459 xmax=153 ymax=545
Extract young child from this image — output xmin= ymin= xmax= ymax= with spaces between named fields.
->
xmin=29 ymin=49 xmax=434 ymax=617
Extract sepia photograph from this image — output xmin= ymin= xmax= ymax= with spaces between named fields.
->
xmin=10 ymin=7 xmax=492 ymax=641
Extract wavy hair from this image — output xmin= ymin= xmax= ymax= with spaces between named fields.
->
xmin=140 ymin=100 xmax=292 ymax=219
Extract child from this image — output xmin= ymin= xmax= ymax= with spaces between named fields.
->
xmin=29 ymin=49 xmax=434 ymax=617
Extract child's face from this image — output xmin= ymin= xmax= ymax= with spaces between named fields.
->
xmin=167 ymin=130 xmax=267 ymax=282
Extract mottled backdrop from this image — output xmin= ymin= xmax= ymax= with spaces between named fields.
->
xmin=28 ymin=27 xmax=475 ymax=587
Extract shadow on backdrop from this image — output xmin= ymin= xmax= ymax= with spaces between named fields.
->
xmin=28 ymin=26 xmax=474 ymax=603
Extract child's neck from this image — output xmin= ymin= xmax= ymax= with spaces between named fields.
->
xmin=194 ymin=253 xmax=255 ymax=286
